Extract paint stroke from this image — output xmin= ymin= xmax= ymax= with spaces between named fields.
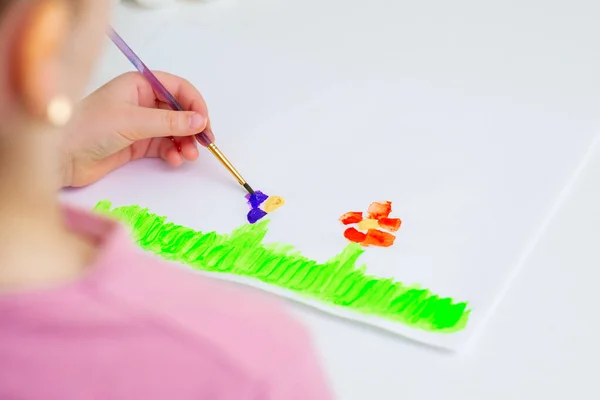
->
xmin=340 ymin=201 xmax=402 ymax=247
xmin=246 ymin=190 xmax=269 ymax=209
xmin=245 ymin=190 xmax=269 ymax=223
xmin=367 ymin=201 xmax=392 ymax=220
xmin=247 ymin=208 xmax=268 ymax=224
xmin=263 ymin=196 xmax=285 ymax=213
xmin=245 ymin=191 xmax=285 ymax=224
xmin=363 ymin=229 xmax=395 ymax=247
xmin=344 ymin=227 xmax=367 ymax=243
xmin=95 ymin=200 xmax=470 ymax=333
xmin=340 ymin=211 xmax=363 ymax=225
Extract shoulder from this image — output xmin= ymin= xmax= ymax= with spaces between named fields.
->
xmin=103 ymin=252 xmax=312 ymax=379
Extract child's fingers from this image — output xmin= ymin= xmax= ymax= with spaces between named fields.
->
xmin=116 ymin=102 xmax=207 ymax=143
xmin=155 ymin=102 xmax=212 ymax=147
xmin=133 ymin=71 xmax=215 ymax=146
xmin=179 ymin=136 xmax=199 ymax=161
xmin=138 ymin=137 xmax=197 ymax=165
xmin=158 ymin=138 xmax=184 ymax=166
xmin=135 ymin=71 xmax=210 ymax=118
xmin=154 ymin=103 xmax=203 ymax=157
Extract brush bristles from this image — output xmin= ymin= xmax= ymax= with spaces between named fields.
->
xmin=243 ymin=183 xmax=255 ymax=195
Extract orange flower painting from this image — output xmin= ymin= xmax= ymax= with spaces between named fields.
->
xmin=339 ymin=201 xmax=402 ymax=248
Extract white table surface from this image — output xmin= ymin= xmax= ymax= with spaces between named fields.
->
xmin=91 ymin=1 xmax=600 ymax=398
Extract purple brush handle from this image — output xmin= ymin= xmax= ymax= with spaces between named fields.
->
xmin=107 ymin=26 xmax=212 ymax=147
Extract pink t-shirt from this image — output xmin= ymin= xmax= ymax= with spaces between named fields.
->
xmin=0 ymin=207 xmax=333 ymax=399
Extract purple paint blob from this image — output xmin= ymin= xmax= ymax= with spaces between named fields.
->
xmin=247 ymin=208 xmax=268 ymax=224
xmin=245 ymin=191 xmax=269 ymax=209
xmin=243 ymin=190 xmax=270 ymax=224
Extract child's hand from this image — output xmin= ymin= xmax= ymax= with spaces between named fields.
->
xmin=61 ymin=71 xmax=214 ymax=187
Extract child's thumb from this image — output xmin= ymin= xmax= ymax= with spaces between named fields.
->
xmin=126 ymin=107 xmax=207 ymax=141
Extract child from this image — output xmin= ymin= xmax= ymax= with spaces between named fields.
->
xmin=0 ymin=0 xmax=333 ymax=398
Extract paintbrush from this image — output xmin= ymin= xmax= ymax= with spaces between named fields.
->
xmin=107 ymin=26 xmax=255 ymax=195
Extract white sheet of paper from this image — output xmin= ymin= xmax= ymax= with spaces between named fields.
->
xmin=66 ymin=1 xmax=600 ymax=350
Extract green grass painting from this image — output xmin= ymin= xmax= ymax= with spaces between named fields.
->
xmin=94 ymin=200 xmax=470 ymax=333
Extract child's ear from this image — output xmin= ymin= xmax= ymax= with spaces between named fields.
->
xmin=14 ymin=0 xmax=72 ymax=125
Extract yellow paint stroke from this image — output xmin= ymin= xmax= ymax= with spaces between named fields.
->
xmin=357 ymin=218 xmax=379 ymax=231
xmin=263 ymin=196 xmax=285 ymax=212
